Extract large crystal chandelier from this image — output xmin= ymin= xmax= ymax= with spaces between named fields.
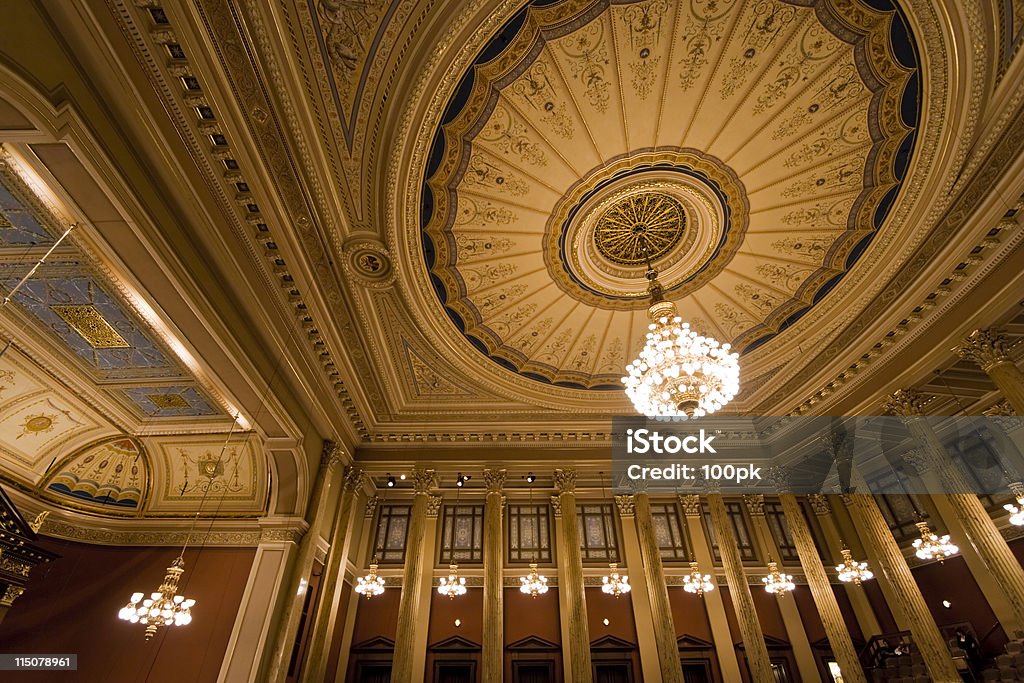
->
xmin=835 ymin=547 xmax=873 ymax=585
xmin=682 ymin=560 xmax=714 ymax=596
xmin=1004 ymin=483 xmax=1024 ymax=526
xmin=355 ymin=563 xmax=386 ymax=598
xmin=623 ymin=259 xmax=739 ymax=417
xmin=912 ymin=521 xmax=958 ymax=561
xmin=762 ymin=560 xmax=795 ymax=595
xmin=118 ymin=555 xmax=195 ymax=640
xmin=601 ymin=563 xmax=631 ymax=597
xmin=520 ymin=563 xmax=549 ymax=597
xmin=438 ymin=564 xmax=467 ymax=599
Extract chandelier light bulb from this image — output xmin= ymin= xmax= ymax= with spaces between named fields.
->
xmin=762 ymin=560 xmax=795 ymax=595
xmin=623 ymin=298 xmax=739 ymax=417
xmin=355 ymin=563 xmax=386 ymax=598
xmin=117 ymin=556 xmax=195 ymax=639
xmin=437 ymin=564 xmax=467 ymax=599
xmin=519 ymin=563 xmax=549 ymax=598
xmin=601 ymin=563 xmax=631 ymax=597
xmin=835 ymin=548 xmax=873 ymax=585
xmin=912 ymin=521 xmax=958 ymax=561
xmin=682 ymin=561 xmax=714 ymax=596
xmin=1005 ymin=484 xmax=1024 ymax=526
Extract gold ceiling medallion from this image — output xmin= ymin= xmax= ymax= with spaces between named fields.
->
xmin=593 ymin=193 xmax=685 ymax=265
xmin=148 ymin=393 xmax=191 ymax=409
xmin=50 ymin=304 xmax=130 ymax=348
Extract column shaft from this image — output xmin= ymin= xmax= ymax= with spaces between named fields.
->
xmin=707 ymin=493 xmax=774 ymax=683
xmin=302 ymin=468 xmax=362 ymax=683
xmin=264 ymin=442 xmax=344 ymax=683
xmin=483 ymin=470 xmax=505 ymax=682
xmin=679 ymin=495 xmax=743 ymax=682
xmin=957 ymin=329 xmax=1024 ymax=414
xmin=411 ymin=497 xmax=441 ymax=679
xmin=332 ymin=495 xmax=376 ymax=683
xmin=554 ymin=469 xmax=592 ymax=683
xmin=743 ymin=495 xmax=818 ymax=683
xmin=807 ymin=495 xmax=882 ymax=638
xmin=634 ymin=492 xmax=683 ymax=683
xmin=780 ymin=494 xmax=867 ymax=683
xmin=844 ymin=494 xmax=960 ymax=682
xmin=391 ymin=470 xmax=436 ymax=683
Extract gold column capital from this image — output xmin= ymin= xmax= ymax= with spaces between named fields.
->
xmin=743 ymin=494 xmax=765 ymax=516
xmin=956 ymin=328 xmax=1012 ymax=371
xmin=614 ymin=494 xmax=635 ymax=517
xmin=765 ymin=466 xmax=792 ymax=493
xmin=807 ymin=494 xmax=832 ymax=516
xmin=553 ymin=468 xmax=576 ymax=493
xmin=883 ymin=389 xmax=930 ymax=417
xmin=320 ymin=440 xmax=345 ymax=469
xmin=483 ymin=468 xmax=506 ymax=492
xmin=426 ymin=495 xmax=443 ymax=518
xmin=678 ymin=494 xmax=702 ymax=517
xmin=550 ymin=494 xmax=562 ymax=518
xmin=343 ymin=466 xmax=366 ymax=492
xmin=365 ymin=495 xmax=380 ymax=519
xmin=411 ymin=468 xmax=437 ymax=493
xmin=984 ymin=400 xmax=1014 ymax=416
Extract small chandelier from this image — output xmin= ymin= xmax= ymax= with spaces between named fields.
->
xmin=520 ymin=563 xmax=549 ymax=597
xmin=355 ymin=563 xmax=386 ymax=598
xmin=601 ymin=563 xmax=631 ymax=597
xmin=682 ymin=560 xmax=714 ymax=596
xmin=622 ymin=258 xmax=738 ymax=417
xmin=762 ymin=560 xmax=795 ymax=595
xmin=118 ymin=555 xmax=195 ymax=640
xmin=912 ymin=521 xmax=958 ymax=561
xmin=835 ymin=547 xmax=873 ymax=585
xmin=1004 ymin=483 xmax=1024 ymax=526
xmin=437 ymin=564 xmax=467 ymax=599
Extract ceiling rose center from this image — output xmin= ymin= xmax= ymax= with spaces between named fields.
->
xmin=593 ymin=193 xmax=686 ymax=265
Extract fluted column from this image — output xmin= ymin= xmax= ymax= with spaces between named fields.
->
xmin=679 ymin=495 xmax=743 ymax=682
xmin=634 ymin=490 xmax=684 ymax=683
xmin=554 ymin=468 xmax=591 ymax=683
xmin=706 ymin=492 xmax=774 ymax=683
xmin=391 ymin=469 xmax=437 ymax=683
xmin=957 ymin=329 xmax=1024 ymax=414
xmin=742 ymin=494 xmax=818 ymax=683
xmin=779 ymin=493 xmax=867 ymax=683
xmin=264 ymin=441 xmax=345 ymax=683
xmin=843 ymin=493 xmax=960 ymax=681
xmin=615 ymin=495 xmax=663 ymax=683
xmin=482 ymin=469 xmax=506 ymax=682
xmin=301 ymin=466 xmax=364 ymax=683
xmin=887 ymin=389 xmax=1024 ymax=638
xmin=806 ymin=494 xmax=881 ymax=638
xmin=332 ymin=495 xmax=379 ymax=683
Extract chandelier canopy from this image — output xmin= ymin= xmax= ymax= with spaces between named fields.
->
xmin=762 ymin=560 xmax=795 ymax=595
xmin=355 ymin=563 xmax=386 ymax=598
xmin=117 ymin=555 xmax=195 ymax=640
xmin=835 ymin=548 xmax=874 ymax=585
xmin=912 ymin=521 xmax=958 ymax=561
xmin=623 ymin=266 xmax=739 ymax=417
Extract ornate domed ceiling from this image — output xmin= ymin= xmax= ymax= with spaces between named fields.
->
xmin=421 ymin=0 xmax=918 ymax=390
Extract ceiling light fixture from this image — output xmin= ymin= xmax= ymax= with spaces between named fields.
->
xmin=1004 ymin=482 xmax=1024 ymax=526
xmin=912 ymin=520 xmax=958 ymax=562
xmin=622 ymin=248 xmax=738 ymax=417
xmin=355 ymin=564 xmax=386 ymax=599
xmin=519 ymin=476 xmax=548 ymax=597
xmin=386 ymin=475 xmax=396 ymax=488
xmin=682 ymin=559 xmax=714 ymax=596
xmin=437 ymin=476 xmax=467 ymax=599
xmin=835 ymin=546 xmax=873 ymax=585
xmin=762 ymin=559 xmax=795 ymax=595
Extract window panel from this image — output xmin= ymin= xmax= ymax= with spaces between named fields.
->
xmin=649 ymin=501 xmax=689 ymax=561
xmin=372 ymin=504 xmax=411 ymax=564
xmin=576 ymin=503 xmax=620 ymax=563
xmin=440 ymin=503 xmax=484 ymax=564
xmin=507 ymin=503 xmax=552 ymax=564
xmin=764 ymin=501 xmax=799 ymax=563
xmin=702 ymin=500 xmax=757 ymax=562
